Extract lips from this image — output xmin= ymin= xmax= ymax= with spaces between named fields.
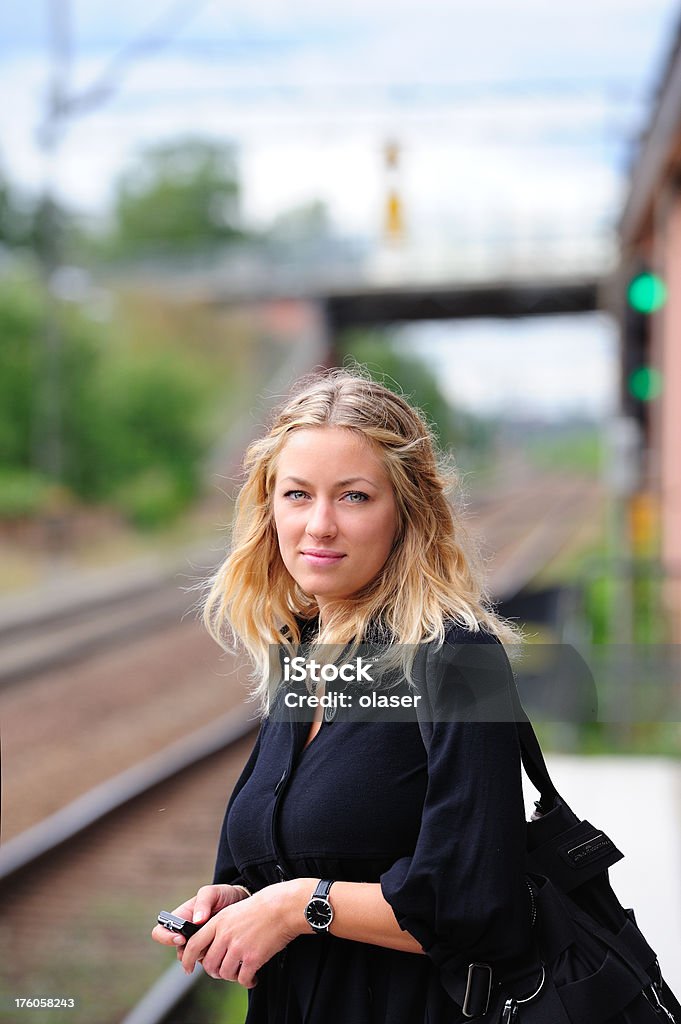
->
xmin=301 ymin=549 xmax=346 ymax=566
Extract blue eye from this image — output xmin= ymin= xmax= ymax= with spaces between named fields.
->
xmin=281 ymin=489 xmax=368 ymax=503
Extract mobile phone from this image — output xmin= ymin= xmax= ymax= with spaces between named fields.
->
xmin=157 ymin=910 xmax=202 ymax=940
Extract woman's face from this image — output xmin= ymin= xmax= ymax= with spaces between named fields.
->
xmin=272 ymin=426 xmax=398 ymax=619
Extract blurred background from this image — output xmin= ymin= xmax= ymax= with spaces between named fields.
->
xmin=1 ymin=2 xmax=680 ymax=1021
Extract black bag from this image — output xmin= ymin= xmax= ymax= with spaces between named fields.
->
xmin=479 ymin=710 xmax=681 ymax=1023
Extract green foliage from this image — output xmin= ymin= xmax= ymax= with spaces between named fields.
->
xmin=175 ymin=979 xmax=249 ymax=1024
xmin=0 ymin=161 xmax=81 ymax=262
xmin=576 ymin=720 xmax=681 ymax=757
xmin=0 ymin=275 xmax=42 ymax=465
xmin=580 ymin=555 xmax=670 ymax=647
xmin=0 ymin=164 xmax=45 ymax=251
xmin=583 ymin=573 xmax=612 ymax=645
xmin=536 ymin=540 xmax=677 ymax=755
xmin=0 ymin=273 xmax=214 ymax=527
xmin=110 ymin=468 xmax=193 ymax=530
xmin=106 ymin=137 xmax=244 ymax=259
xmin=0 ymin=468 xmax=51 ymax=518
xmin=73 ymin=347 xmax=207 ymax=503
xmin=339 ymin=330 xmax=493 ymax=457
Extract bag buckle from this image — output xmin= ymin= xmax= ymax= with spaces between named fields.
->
xmin=462 ymin=963 xmax=493 ymax=1018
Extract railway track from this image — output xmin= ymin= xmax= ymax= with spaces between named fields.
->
xmin=0 ymin=550 xmax=214 ymax=688
xmin=477 ymin=473 xmax=601 ymax=599
xmin=0 ymin=710 xmax=257 ymax=1024
xmin=0 ymin=470 xmax=604 ymax=1024
xmin=0 ymin=470 xmax=599 ymax=688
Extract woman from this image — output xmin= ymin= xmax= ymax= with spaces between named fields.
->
xmin=151 ymin=366 xmax=536 ymax=1023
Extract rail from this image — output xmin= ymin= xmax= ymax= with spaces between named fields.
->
xmin=0 ymin=707 xmax=256 ymax=885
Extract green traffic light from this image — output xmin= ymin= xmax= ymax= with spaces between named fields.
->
xmin=627 ymin=272 xmax=667 ymax=313
xmin=629 ymin=366 xmax=663 ymax=401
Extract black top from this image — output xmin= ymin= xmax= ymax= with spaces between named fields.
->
xmin=213 ymin=622 xmax=534 ymax=1023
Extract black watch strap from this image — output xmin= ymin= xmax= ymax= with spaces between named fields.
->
xmin=313 ymin=879 xmax=334 ymax=899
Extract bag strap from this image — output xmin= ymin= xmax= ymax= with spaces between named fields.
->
xmin=415 ymin=634 xmax=564 ymax=813
xmin=506 ymin=667 xmax=561 ymax=812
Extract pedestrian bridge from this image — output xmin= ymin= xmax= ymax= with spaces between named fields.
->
xmin=117 ymin=233 xmax=613 ymax=328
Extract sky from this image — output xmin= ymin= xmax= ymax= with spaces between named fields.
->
xmin=394 ymin=314 xmax=618 ymax=420
xmin=1 ymin=0 xmax=679 ymax=419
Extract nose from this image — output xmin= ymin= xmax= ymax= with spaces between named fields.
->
xmin=305 ymin=498 xmax=337 ymax=540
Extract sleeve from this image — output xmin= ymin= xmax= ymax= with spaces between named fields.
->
xmin=380 ymin=628 xmax=533 ymax=994
xmin=212 ymin=724 xmax=263 ymax=886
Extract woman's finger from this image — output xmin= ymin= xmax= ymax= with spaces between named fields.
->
xmin=180 ymin=925 xmax=214 ymax=975
xmin=191 ymin=885 xmax=224 ymax=925
xmin=197 ymin=936 xmax=231 ymax=979
xmin=232 ymin=957 xmax=259 ymax=989
xmin=171 ymin=897 xmax=197 ymax=920
xmin=151 ymin=924 xmax=186 ymax=946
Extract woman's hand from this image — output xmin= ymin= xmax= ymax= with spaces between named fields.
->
xmin=151 ymin=883 xmax=249 ymax=957
xmin=180 ymin=879 xmax=313 ymax=988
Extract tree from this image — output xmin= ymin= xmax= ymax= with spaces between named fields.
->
xmin=0 ymin=169 xmax=37 ymax=250
xmin=0 ymin=160 xmax=81 ymax=263
xmin=0 ymin=273 xmax=212 ymax=526
xmin=339 ymin=330 xmax=493 ymax=460
xmin=107 ymin=137 xmax=244 ymax=259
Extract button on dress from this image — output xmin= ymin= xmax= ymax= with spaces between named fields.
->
xmin=213 ymin=623 xmax=534 ymax=1023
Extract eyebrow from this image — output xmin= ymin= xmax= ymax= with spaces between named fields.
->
xmin=280 ymin=476 xmax=379 ymax=489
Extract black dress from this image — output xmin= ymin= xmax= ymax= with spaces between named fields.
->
xmin=213 ymin=622 xmax=535 ymax=1024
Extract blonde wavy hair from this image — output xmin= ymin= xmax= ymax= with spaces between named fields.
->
xmin=203 ymin=365 xmax=520 ymax=712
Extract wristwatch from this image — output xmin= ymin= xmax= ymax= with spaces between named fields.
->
xmin=304 ymin=879 xmax=335 ymax=934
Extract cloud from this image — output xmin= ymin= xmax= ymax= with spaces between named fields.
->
xmin=0 ymin=0 xmax=676 ymax=239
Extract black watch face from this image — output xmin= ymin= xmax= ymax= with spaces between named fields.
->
xmin=305 ymin=897 xmax=333 ymax=929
